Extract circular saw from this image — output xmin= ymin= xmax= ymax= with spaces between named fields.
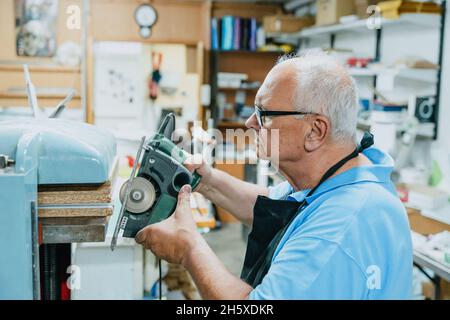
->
xmin=111 ymin=113 xmax=201 ymax=250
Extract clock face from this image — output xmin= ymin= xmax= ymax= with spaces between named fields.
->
xmin=134 ymin=4 xmax=157 ymax=28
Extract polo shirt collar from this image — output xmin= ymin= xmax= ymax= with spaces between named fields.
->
xmin=285 ymin=147 xmax=394 ymax=204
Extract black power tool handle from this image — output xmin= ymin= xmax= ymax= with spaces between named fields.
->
xmin=158 ymin=113 xmax=176 ymax=140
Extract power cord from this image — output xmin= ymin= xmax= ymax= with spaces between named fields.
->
xmin=158 ymin=258 xmax=162 ymax=300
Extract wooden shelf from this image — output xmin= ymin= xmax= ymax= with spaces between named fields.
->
xmin=0 ymin=90 xmax=81 ymax=108
xmin=218 ymin=86 xmax=259 ymax=91
xmin=214 ymin=50 xmax=283 ymax=54
xmin=267 ymin=13 xmax=441 ymax=42
xmin=217 ymin=120 xmax=247 ymax=129
xmin=0 ymin=64 xmax=81 ymax=73
xmin=348 ymin=67 xmax=438 ymax=83
xmin=357 ymin=120 xmax=433 ymax=140
xmin=0 ymin=91 xmax=80 ymax=99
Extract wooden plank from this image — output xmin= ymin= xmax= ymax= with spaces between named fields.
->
xmin=40 ymin=216 xmax=108 ymax=243
xmin=0 ymin=69 xmax=81 ymax=92
xmin=0 ymin=64 xmax=81 ymax=73
xmin=0 ymin=91 xmax=81 ymax=99
xmin=37 ymin=159 xmax=118 ymax=217
xmin=201 ymin=0 xmax=212 ymax=49
xmin=0 ymin=96 xmax=81 ymax=108
xmin=90 ymin=0 xmax=207 ymax=45
xmin=86 ymin=36 xmax=95 ymax=123
xmin=38 ymin=183 xmax=112 ymax=205
xmin=39 ymin=206 xmax=113 ymax=218
xmin=212 ymin=2 xmax=281 ymax=21
xmin=196 ymin=41 xmax=205 ymax=123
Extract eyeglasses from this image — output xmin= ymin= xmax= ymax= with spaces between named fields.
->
xmin=254 ymin=105 xmax=319 ymax=127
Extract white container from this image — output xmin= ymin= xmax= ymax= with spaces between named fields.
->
xmin=71 ymin=240 xmax=144 ymax=300
xmin=70 ymin=193 xmax=146 ymax=299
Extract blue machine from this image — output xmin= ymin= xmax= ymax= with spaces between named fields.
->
xmin=0 ymin=66 xmax=116 ymax=299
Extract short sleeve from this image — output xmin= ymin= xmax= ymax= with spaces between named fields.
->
xmin=248 ymin=235 xmax=367 ymax=300
xmin=268 ymin=181 xmax=292 ymax=200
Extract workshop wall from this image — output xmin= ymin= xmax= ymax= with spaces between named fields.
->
xmin=90 ymin=0 xmax=210 ymax=46
xmin=0 ymin=0 xmax=83 ymax=110
xmin=0 ymin=0 xmax=82 ymax=62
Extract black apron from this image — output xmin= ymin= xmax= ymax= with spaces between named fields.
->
xmin=241 ymin=132 xmax=374 ymax=287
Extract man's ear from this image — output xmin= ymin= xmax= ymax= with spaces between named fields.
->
xmin=304 ymin=116 xmax=329 ymax=152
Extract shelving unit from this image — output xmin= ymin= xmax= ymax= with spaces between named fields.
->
xmin=0 ymin=62 xmax=82 ymax=109
xmin=348 ymin=67 xmax=438 ymax=84
xmin=210 ymin=50 xmax=280 ymax=127
xmin=266 ymin=4 xmax=447 ymax=140
xmin=267 ymin=13 xmax=441 ymax=42
xmin=0 ymin=64 xmax=81 ymax=73
xmin=207 ymin=1 xmax=282 ymax=129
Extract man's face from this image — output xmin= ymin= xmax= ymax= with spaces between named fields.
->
xmin=245 ymin=66 xmax=309 ymax=165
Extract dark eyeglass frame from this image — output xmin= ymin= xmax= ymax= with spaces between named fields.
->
xmin=255 ymin=105 xmax=320 ymax=127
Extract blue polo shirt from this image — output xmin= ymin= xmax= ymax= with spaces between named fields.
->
xmin=248 ymin=147 xmax=413 ymax=300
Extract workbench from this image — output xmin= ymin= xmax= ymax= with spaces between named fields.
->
xmin=408 ymin=207 xmax=450 ymax=299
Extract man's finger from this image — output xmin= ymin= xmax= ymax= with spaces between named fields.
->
xmin=184 ymin=154 xmax=203 ymax=172
xmin=178 ymin=184 xmax=191 ymax=203
xmin=135 ymin=226 xmax=150 ymax=244
xmin=175 ymin=184 xmax=191 ymax=214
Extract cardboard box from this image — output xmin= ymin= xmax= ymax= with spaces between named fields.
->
xmin=214 ymin=163 xmax=245 ymax=223
xmin=263 ymin=15 xmax=315 ymax=33
xmin=354 ymin=0 xmax=380 ymax=18
xmin=378 ymin=1 xmax=441 ymax=19
xmin=407 ymin=207 xmax=450 ymax=236
xmin=316 ymin=0 xmax=355 ymax=26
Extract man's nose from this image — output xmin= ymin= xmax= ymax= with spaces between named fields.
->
xmin=246 ymin=112 xmax=259 ymax=130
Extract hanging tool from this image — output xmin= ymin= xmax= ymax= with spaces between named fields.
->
xmin=149 ymin=51 xmax=163 ymax=100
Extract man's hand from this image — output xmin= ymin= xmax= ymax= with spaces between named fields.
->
xmin=184 ymin=154 xmax=213 ymax=192
xmin=135 ymin=184 xmax=201 ymax=265
xmin=135 ymin=184 xmax=254 ymax=299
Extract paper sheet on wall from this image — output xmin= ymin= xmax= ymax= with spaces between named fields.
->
xmin=94 ymin=43 xmax=145 ymax=118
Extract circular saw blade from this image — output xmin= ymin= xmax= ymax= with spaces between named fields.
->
xmin=119 ymin=177 xmax=156 ymax=214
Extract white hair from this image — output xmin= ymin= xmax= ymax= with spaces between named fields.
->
xmin=277 ymin=50 xmax=359 ymax=143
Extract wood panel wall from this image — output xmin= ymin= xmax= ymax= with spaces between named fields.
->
xmin=0 ymin=0 xmax=83 ymax=109
xmin=90 ymin=0 xmax=210 ymax=46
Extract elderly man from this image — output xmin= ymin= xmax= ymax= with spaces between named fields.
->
xmin=135 ymin=51 xmax=413 ymax=299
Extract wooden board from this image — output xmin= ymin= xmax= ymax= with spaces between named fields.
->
xmin=211 ymin=2 xmax=281 ymax=21
xmin=38 ymin=207 xmax=113 ymax=218
xmin=38 ymin=182 xmax=113 ymax=205
xmin=37 ymin=158 xmax=118 ymax=218
xmin=90 ymin=0 xmax=210 ymax=45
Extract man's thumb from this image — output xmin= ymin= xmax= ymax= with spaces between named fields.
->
xmin=177 ymin=184 xmax=191 ymax=209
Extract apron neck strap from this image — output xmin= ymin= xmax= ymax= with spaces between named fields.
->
xmin=306 ymin=132 xmax=374 ymax=198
